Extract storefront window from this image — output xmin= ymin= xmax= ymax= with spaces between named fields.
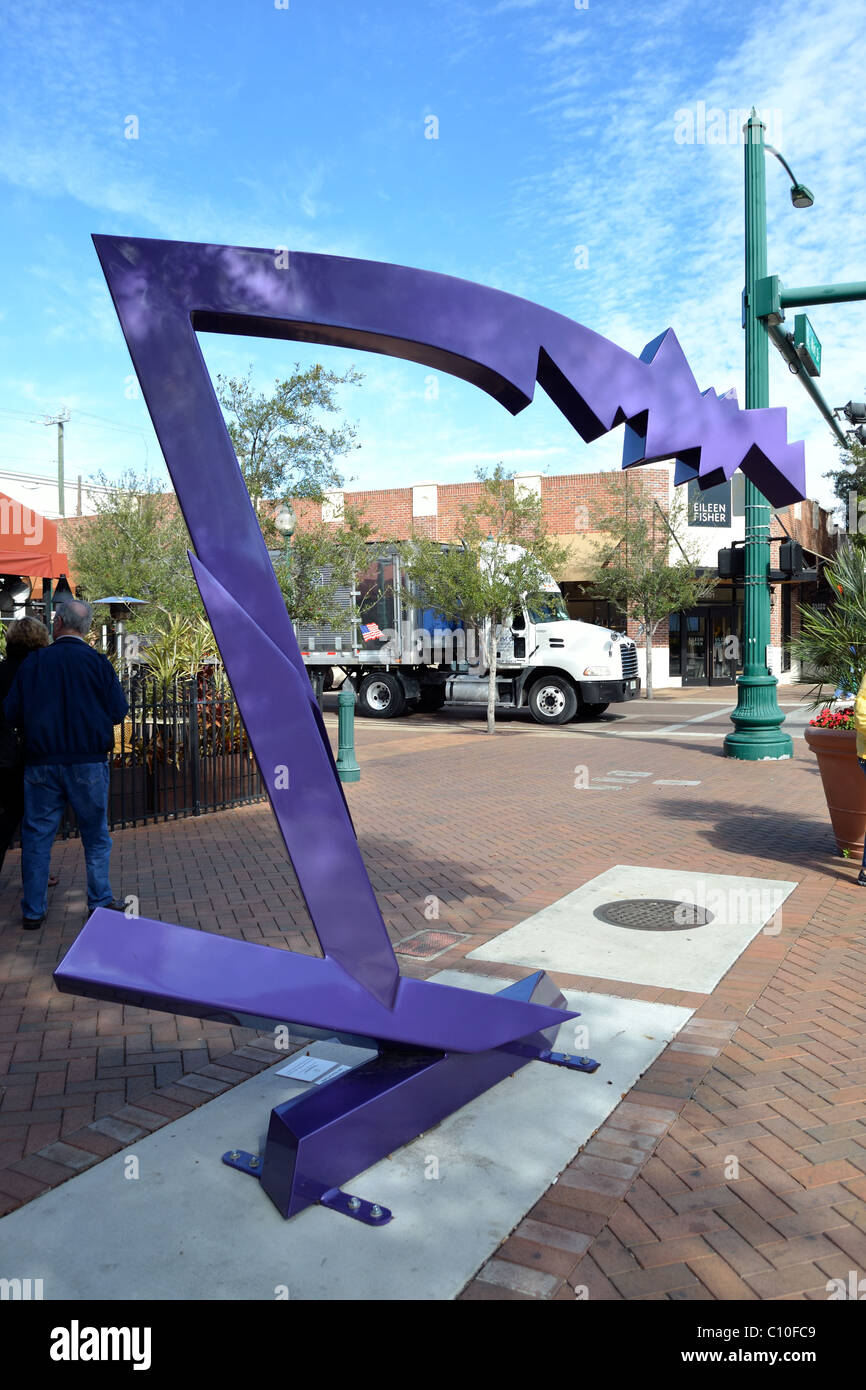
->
xmin=560 ymin=583 xmax=625 ymax=630
xmin=669 ymin=612 xmax=681 ymax=676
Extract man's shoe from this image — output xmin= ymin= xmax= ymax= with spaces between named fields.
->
xmin=858 ymin=869 xmax=866 ymax=886
xmin=22 ymin=916 xmax=45 ymax=930
xmin=95 ymin=899 xmax=128 ymax=914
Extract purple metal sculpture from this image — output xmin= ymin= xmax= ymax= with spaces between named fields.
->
xmin=54 ymin=237 xmax=807 ymax=1223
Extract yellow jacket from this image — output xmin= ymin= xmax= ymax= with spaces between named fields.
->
xmin=854 ymin=672 xmax=866 ymax=758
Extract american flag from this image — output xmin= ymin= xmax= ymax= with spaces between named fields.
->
xmin=360 ymin=623 xmax=384 ymax=642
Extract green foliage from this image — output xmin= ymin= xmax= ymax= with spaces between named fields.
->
xmin=273 ymin=503 xmax=379 ymax=629
xmin=66 ymin=470 xmax=202 ymax=623
xmin=584 ymin=475 xmax=715 ymax=698
xmin=824 ymin=426 xmax=866 ymax=544
xmin=787 ymin=541 xmax=866 ymax=704
xmin=140 ymin=614 xmax=220 ymax=685
xmin=215 ymin=364 xmax=363 ymax=528
xmin=69 ymin=362 xmax=364 ymax=626
xmin=399 ymin=464 xmax=568 ymax=732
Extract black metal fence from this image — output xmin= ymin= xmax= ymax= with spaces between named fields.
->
xmin=106 ymin=675 xmax=266 ymax=829
xmin=27 ymin=676 xmax=266 ymax=841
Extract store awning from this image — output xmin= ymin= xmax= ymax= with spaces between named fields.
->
xmin=553 ymin=533 xmax=613 ymax=582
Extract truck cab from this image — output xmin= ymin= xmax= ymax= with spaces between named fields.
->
xmin=449 ymin=582 xmax=639 ymax=724
xmin=495 ymin=587 xmax=640 ymax=721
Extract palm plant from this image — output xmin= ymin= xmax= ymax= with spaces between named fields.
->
xmin=787 ymin=541 xmax=866 ymax=706
xmin=141 ymin=614 xmax=220 ymax=684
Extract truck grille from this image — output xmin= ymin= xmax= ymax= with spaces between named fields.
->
xmin=620 ymin=642 xmax=638 ymax=679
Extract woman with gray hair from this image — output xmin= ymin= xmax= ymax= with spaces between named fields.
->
xmin=0 ymin=619 xmax=57 ymax=884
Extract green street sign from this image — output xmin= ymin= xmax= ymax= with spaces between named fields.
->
xmin=793 ymin=313 xmax=822 ymax=377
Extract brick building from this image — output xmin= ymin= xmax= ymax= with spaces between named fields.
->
xmin=295 ymin=466 xmax=838 ymax=690
xmin=42 ymin=464 xmax=837 ymax=690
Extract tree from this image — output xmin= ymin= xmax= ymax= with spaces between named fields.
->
xmin=273 ymin=503 xmax=379 ymax=630
xmin=585 ymin=473 xmax=715 ymax=699
xmin=215 ymin=363 xmax=363 ymax=539
xmin=824 ymin=424 xmax=866 ymax=545
xmin=399 ymin=465 xmax=568 ymax=734
xmin=65 ymin=470 xmax=202 ymax=624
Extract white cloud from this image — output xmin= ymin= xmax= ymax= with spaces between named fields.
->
xmin=493 ymin=0 xmax=866 ymax=507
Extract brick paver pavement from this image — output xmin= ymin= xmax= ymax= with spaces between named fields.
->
xmin=1 ymin=692 xmax=864 ymax=1300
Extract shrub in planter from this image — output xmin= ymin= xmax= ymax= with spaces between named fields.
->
xmin=790 ymin=543 xmax=866 ymax=857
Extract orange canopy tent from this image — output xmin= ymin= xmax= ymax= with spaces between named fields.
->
xmin=0 ymin=491 xmax=71 ymax=583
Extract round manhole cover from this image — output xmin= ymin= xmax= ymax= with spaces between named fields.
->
xmin=593 ymin=899 xmax=714 ymax=931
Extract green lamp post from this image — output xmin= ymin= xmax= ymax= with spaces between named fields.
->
xmin=725 ymin=110 xmax=813 ymax=761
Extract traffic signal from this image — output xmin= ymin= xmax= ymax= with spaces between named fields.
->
xmin=718 ymin=546 xmax=745 ymax=579
xmin=779 ymin=539 xmax=804 ymax=575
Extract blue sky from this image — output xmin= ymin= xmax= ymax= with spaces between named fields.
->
xmin=1 ymin=0 xmax=865 ymax=509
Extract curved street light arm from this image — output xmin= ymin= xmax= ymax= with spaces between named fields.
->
xmin=764 ymin=144 xmax=801 ymax=187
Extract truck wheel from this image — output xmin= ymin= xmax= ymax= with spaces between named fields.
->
xmin=357 ymin=673 xmax=407 ymax=718
xmin=418 ymin=686 xmax=447 ymax=712
xmin=527 ymin=676 xmax=578 ymax=725
xmin=580 ymin=702 xmax=609 ymax=719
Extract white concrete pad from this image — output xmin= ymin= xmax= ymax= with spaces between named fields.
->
xmin=0 ymin=976 xmax=691 ymax=1301
xmin=468 ymin=864 xmax=797 ymax=994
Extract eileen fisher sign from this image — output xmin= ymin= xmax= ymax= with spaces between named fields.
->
xmin=688 ymin=479 xmax=731 ymax=528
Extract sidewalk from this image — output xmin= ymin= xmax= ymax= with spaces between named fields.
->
xmin=1 ymin=708 xmax=864 ymax=1299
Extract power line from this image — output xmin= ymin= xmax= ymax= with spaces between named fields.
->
xmin=74 ymin=409 xmax=154 ymax=437
xmin=0 ymin=404 xmax=152 ymax=438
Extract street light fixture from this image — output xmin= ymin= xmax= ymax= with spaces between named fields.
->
xmin=725 ymin=111 xmax=813 ymax=761
xmin=765 ymin=145 xmax=814 ymax=208
xmin=274 ymin=502 xmax=296 ymax=538
xmin=273 ymin=502 xmax=297 ymax=595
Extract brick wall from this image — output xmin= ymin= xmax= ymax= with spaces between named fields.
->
xmin=53 ymin=472 xmax=833 ymax=685
xmin=315 ymin=468 xmax=672 ymax=543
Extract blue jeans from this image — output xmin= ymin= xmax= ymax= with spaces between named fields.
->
xmin=21 ymin=762 xmax=113 ymax=920
xmin=860 ymin=758 xmax=866 ymax=867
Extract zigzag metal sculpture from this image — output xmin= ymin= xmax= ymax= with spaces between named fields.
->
xmin=54 ymin=238 xmax=807 ymax=1223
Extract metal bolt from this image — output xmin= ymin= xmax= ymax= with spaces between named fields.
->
xmin=370 ymin=1204 xmax=383 ymax=1219
xmin=249 ymin=1156 xmax=260 ymax=1168
xmin=347 ymin=1196 xmax=361 ymax=1211
xmin=229 ymin=1151 xmax=240 ymax=1162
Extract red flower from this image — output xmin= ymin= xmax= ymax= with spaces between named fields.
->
xmin=809 ymin=706 xmax=855 ymax=730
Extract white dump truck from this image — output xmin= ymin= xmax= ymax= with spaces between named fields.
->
xmin=292 ymin=546 xmax=640 ymax=725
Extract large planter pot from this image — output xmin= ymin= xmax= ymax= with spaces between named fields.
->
xmin=804 ymin=725 xmax=866 ymax=856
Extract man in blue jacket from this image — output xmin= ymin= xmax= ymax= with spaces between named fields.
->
xmin=4 ymin=598 xmax=129 ymax=929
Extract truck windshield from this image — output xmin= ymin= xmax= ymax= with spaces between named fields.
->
xmin=525 ymin=592 xmax=569 ymax=623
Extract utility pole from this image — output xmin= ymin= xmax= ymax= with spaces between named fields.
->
xmin=42 ymin=407 xmax=70 ymax=516
xmin=725 ymin=112 xmax=794 ymax=760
